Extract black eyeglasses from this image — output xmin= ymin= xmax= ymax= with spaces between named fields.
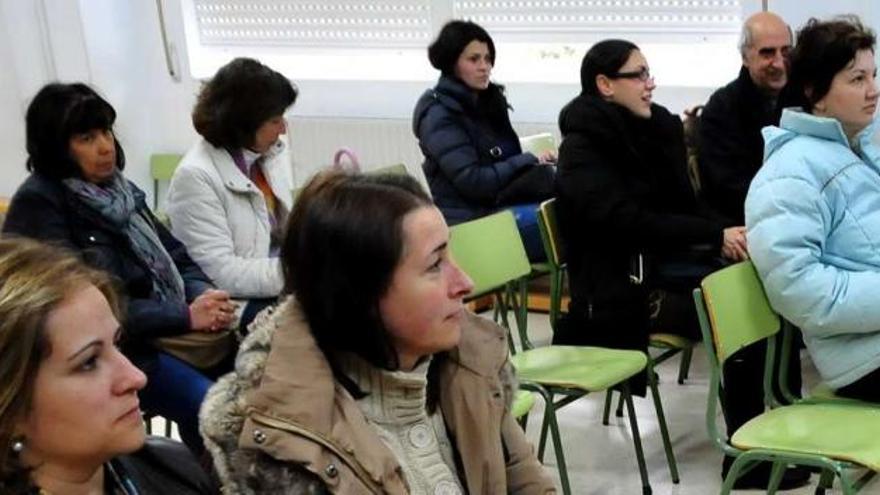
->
xmin=611 ymin=67 xmax=653 ymax=82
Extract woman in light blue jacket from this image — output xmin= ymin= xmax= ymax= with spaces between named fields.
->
xmin=745 ymin=16 xmax=880 ymax=399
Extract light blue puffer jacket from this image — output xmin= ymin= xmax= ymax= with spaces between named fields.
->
xmin=746 ymin=108 xmax=880 ymax=389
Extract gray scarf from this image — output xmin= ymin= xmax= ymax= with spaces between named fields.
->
xmin=63 ymin=172 xmax=186 ymax=303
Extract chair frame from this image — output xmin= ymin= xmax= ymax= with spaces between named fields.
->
xmin=693 ymin=261 xmax=878 ymax=495
xmin=452 ymin=210 xmax=679 ymax=495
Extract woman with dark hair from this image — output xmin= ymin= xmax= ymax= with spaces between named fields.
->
xmin=3 ymin=82 xmax=236 ymax=453
xmin=746 ymin=16 xmax=880 ymax=401
xmin=200 ymin=171 xmax=555 ymax=494
xmin=166 ymin=57 xmax=297 ymax=311
xmin=554 ymin=40 xmax=746 ymax=362
xmin=413 ymin=20 xmax=555 ymax=261
xmin=0 ymin=238 xmax=215 ymax=494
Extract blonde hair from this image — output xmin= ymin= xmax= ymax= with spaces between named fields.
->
xmin=0 ymin=237 xmax=120 ymax=491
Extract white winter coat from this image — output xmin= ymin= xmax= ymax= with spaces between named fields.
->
xmin=166 ymin=138 xmax=293 ymax=298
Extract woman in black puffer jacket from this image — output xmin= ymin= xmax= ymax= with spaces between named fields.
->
xmin=413 ymin=20 xmax=555 ymax=260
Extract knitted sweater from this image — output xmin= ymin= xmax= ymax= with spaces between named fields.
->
xmin=339 ymin=355 xmax=464 ymax=495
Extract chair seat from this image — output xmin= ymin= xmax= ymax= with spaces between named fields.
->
xmin=512 ymin=346 xmax=647 ymax=391
xmin=649 ymin=332 xmax=693 ymax=349
xmin=732 ymin=402 xmax=880 ymax=471
xmin=512 ymin=390 xmax=537 ymax=418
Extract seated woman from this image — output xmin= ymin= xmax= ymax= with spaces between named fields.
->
xmin=413 ymin=20 xmax=555 ymax=261
xmin=554 ymin=40 xmax=747 ymax=368
xmin=167 ymin=57 xmax=296 ymax=321
xmin=2 ymin=82 xmax=236 ymax=452
xmin=746 ymin=16 xmax=880 ymax=401
xmin=0 ymin=238 xmax=215 ymax=494
xmin=200 ymin=171 xmax=555 ymax=493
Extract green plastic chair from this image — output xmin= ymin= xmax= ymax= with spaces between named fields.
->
xmin=366 ymin=163 xmax=408 ymax=176
xmin=450 ymin=210 xmax=679 ymax=495
xmin=536 ymin=198 xmax=695 ymax=424
xmin=150 ymin=153 xmax=183 ymax=211
xmin=693 ymin=261 xmax=880 ymax=494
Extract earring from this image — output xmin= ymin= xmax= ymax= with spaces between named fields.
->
xmin=11 ymin=439 xmax=24 ymax=455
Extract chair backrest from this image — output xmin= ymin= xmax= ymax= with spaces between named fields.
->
xmin=449 ymin=210 xmax=531 ymax=298
xmin=150 ymin=154 xmax=182 ymax=181
xmin=697 ymin=261 xmax=781 ymax=366
xmin=519 ymin=132 xmax=557 ymax=156
xmin=537 ymin=198 xmax=565 ymax=268
xmin=366 ymin=163 xmax=409 ymax=176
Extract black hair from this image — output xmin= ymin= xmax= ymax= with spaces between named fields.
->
xmin=428 ymin=20 xmax=496 ymax=76
xmin=579 ymin=39 xmax=640 ymax=96
xmin=788 ymin=16 xmax=876 ymax=113
xmin=25 ymin=83 xmax=125 ymax=180
xmin=280 ymin=171 xmax=433 ymax=373
xmin=192 ymin=57 xmax=298 ymax=149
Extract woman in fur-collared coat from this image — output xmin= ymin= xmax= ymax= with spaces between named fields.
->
xmin=200 ymin=171 xmax=555 ymax=494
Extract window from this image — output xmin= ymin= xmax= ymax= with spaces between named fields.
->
xmin=181 ymin=0 xmax=743 ymax=86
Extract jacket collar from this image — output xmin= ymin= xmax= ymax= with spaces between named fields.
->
xmin=764 ymin=108 xmax=879 ymax=161
xmin=204 ymin=139 xmax=293 ymax=211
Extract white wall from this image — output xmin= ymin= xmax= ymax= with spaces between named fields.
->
xmin=0 ymin=0 xmax=878 ymax=202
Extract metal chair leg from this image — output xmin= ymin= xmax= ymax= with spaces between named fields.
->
xmin=767 ymin=460 xmax=785 ymax=495
xmin=622 ymin=384 xmax=652 ymax=495
xmin=677 ymin=346 xmax=693 ymax=384
xmin=602 ymin=389 xmax=614 ymax=425
xmin=648 ymin=367 xmax=679 ymax=483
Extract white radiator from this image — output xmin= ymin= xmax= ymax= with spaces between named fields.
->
xmin=289 ymin=117 xmax=559 ymax=189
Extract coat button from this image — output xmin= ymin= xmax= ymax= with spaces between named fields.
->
xmin=252 ymin=429 xmax=267 ymax=444
xmin=325 ymin=463 xmax=339 ymax=478
xmin=408 ymin=423 xmax=433 ymax=448
xmin=88 ymin=235 xmax=96 ymax=242
xmin=434 ymin=480 xmax=462 ymax=495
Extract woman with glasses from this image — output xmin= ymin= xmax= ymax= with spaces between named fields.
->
xmin=553 ymin=39 xmax=745 ymax=380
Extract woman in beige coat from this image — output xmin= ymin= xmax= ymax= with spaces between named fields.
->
xmin=200 ymin=171 xmax=555 ymax=494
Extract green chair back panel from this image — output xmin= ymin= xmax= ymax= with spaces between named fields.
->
xmin=511 ymin=346 xmax=647 ymax=391
xmin=366 ymin=163 xmax=408 ymax=176
xmin=150 ymin=154 xmax=183 ymax=181
xmin=700 ymin=261 xmax=780 ymax=365
xmin=731 ymin=402 xmax=880 ymax=471
xmin=511 ymin=390 xmax=537 ymax=419
xmin=449 ymin=210 xmax=531 ymax=297
xmin=519 ymin=132 xmax=557 ymax=156
xmin=538 ymin=198 xmax=565 ymax=267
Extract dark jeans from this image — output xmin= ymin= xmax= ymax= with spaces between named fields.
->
xmin=139 ymin=352 xmax=214 ymax=454
xmin=509 ymin=203 xmax=546 ymax=263
xmin=837 ymin=364 xmax=880 ymax=402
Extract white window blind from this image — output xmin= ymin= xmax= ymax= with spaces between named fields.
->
xmin=180 ymin=0 xmax=743 ymax=82
xmin=191 ymin=0 xmax=434 ymax=47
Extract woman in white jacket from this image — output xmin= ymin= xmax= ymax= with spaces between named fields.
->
xmin=167 ymin=58 xmax=297 ymax=323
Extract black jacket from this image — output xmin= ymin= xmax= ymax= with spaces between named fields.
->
xmin=111 ymin=436 xmax=218 ymax=494
xmin=555 ymin=94 xmax=726 ymax=352
xmin=413 ymin=76 xmax=538 ymax=224
xmin=698 ymin=66 xmax=783 ymax=224
xmin=3 ymin=173 xmax=213 ymax=366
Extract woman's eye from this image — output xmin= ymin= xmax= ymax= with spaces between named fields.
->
xmin=78 ymin=355 xmax=98 ymax=372
xmin=428 ymin=258 xmax=443 ymax=271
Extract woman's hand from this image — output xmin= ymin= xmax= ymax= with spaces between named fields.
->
xmin=721 ymin=226 xmax=749 ymax=262
xmin=189 ymin=289 xmax=236 ymax=332
xmin=535 ymin=150 xmax=557 ymax=165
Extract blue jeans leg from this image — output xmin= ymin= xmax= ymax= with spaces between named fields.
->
xmin=139 ymin=352 xmax=213 ymax=453
xmin=509 ymin=203 xmax=546 ymax=263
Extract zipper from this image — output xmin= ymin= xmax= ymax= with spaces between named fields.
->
xmin=249 ymin=412 xmax=386 ymax=494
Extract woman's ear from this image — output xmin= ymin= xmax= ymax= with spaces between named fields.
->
xmin=596 ymin=74 xmax=614 ymax=99
xmin=806 ymin=85 xmax=826 ymax=113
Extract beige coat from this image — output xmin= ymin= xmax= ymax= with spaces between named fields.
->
xmin=200 ymin=297 xmax=556 ymax=494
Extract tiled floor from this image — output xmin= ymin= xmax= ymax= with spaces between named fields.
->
xmin=513 ymin=311 xmax=880 ymax=495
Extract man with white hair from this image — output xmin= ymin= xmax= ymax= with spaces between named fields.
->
xmin=699 ymin=12 xmax=810 ymax=491
xmin=699 ymin=11 xmax=791 ymax=224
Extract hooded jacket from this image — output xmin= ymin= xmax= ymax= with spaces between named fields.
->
xmin=554 ymin=93 xmax=725 ymax=352
xmin=413 ymin=76 xmax=538 ymax=225
xmin=746 ymin=109 xmax=880 ymax=389
xmin=200 ymin=297 xmax=555 ymax=494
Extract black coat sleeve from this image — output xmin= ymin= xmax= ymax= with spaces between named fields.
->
xmin=697 ymin=90 xmax=755 ymax=224
xmin=557 ymin=133 xmax=724 ymax=253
